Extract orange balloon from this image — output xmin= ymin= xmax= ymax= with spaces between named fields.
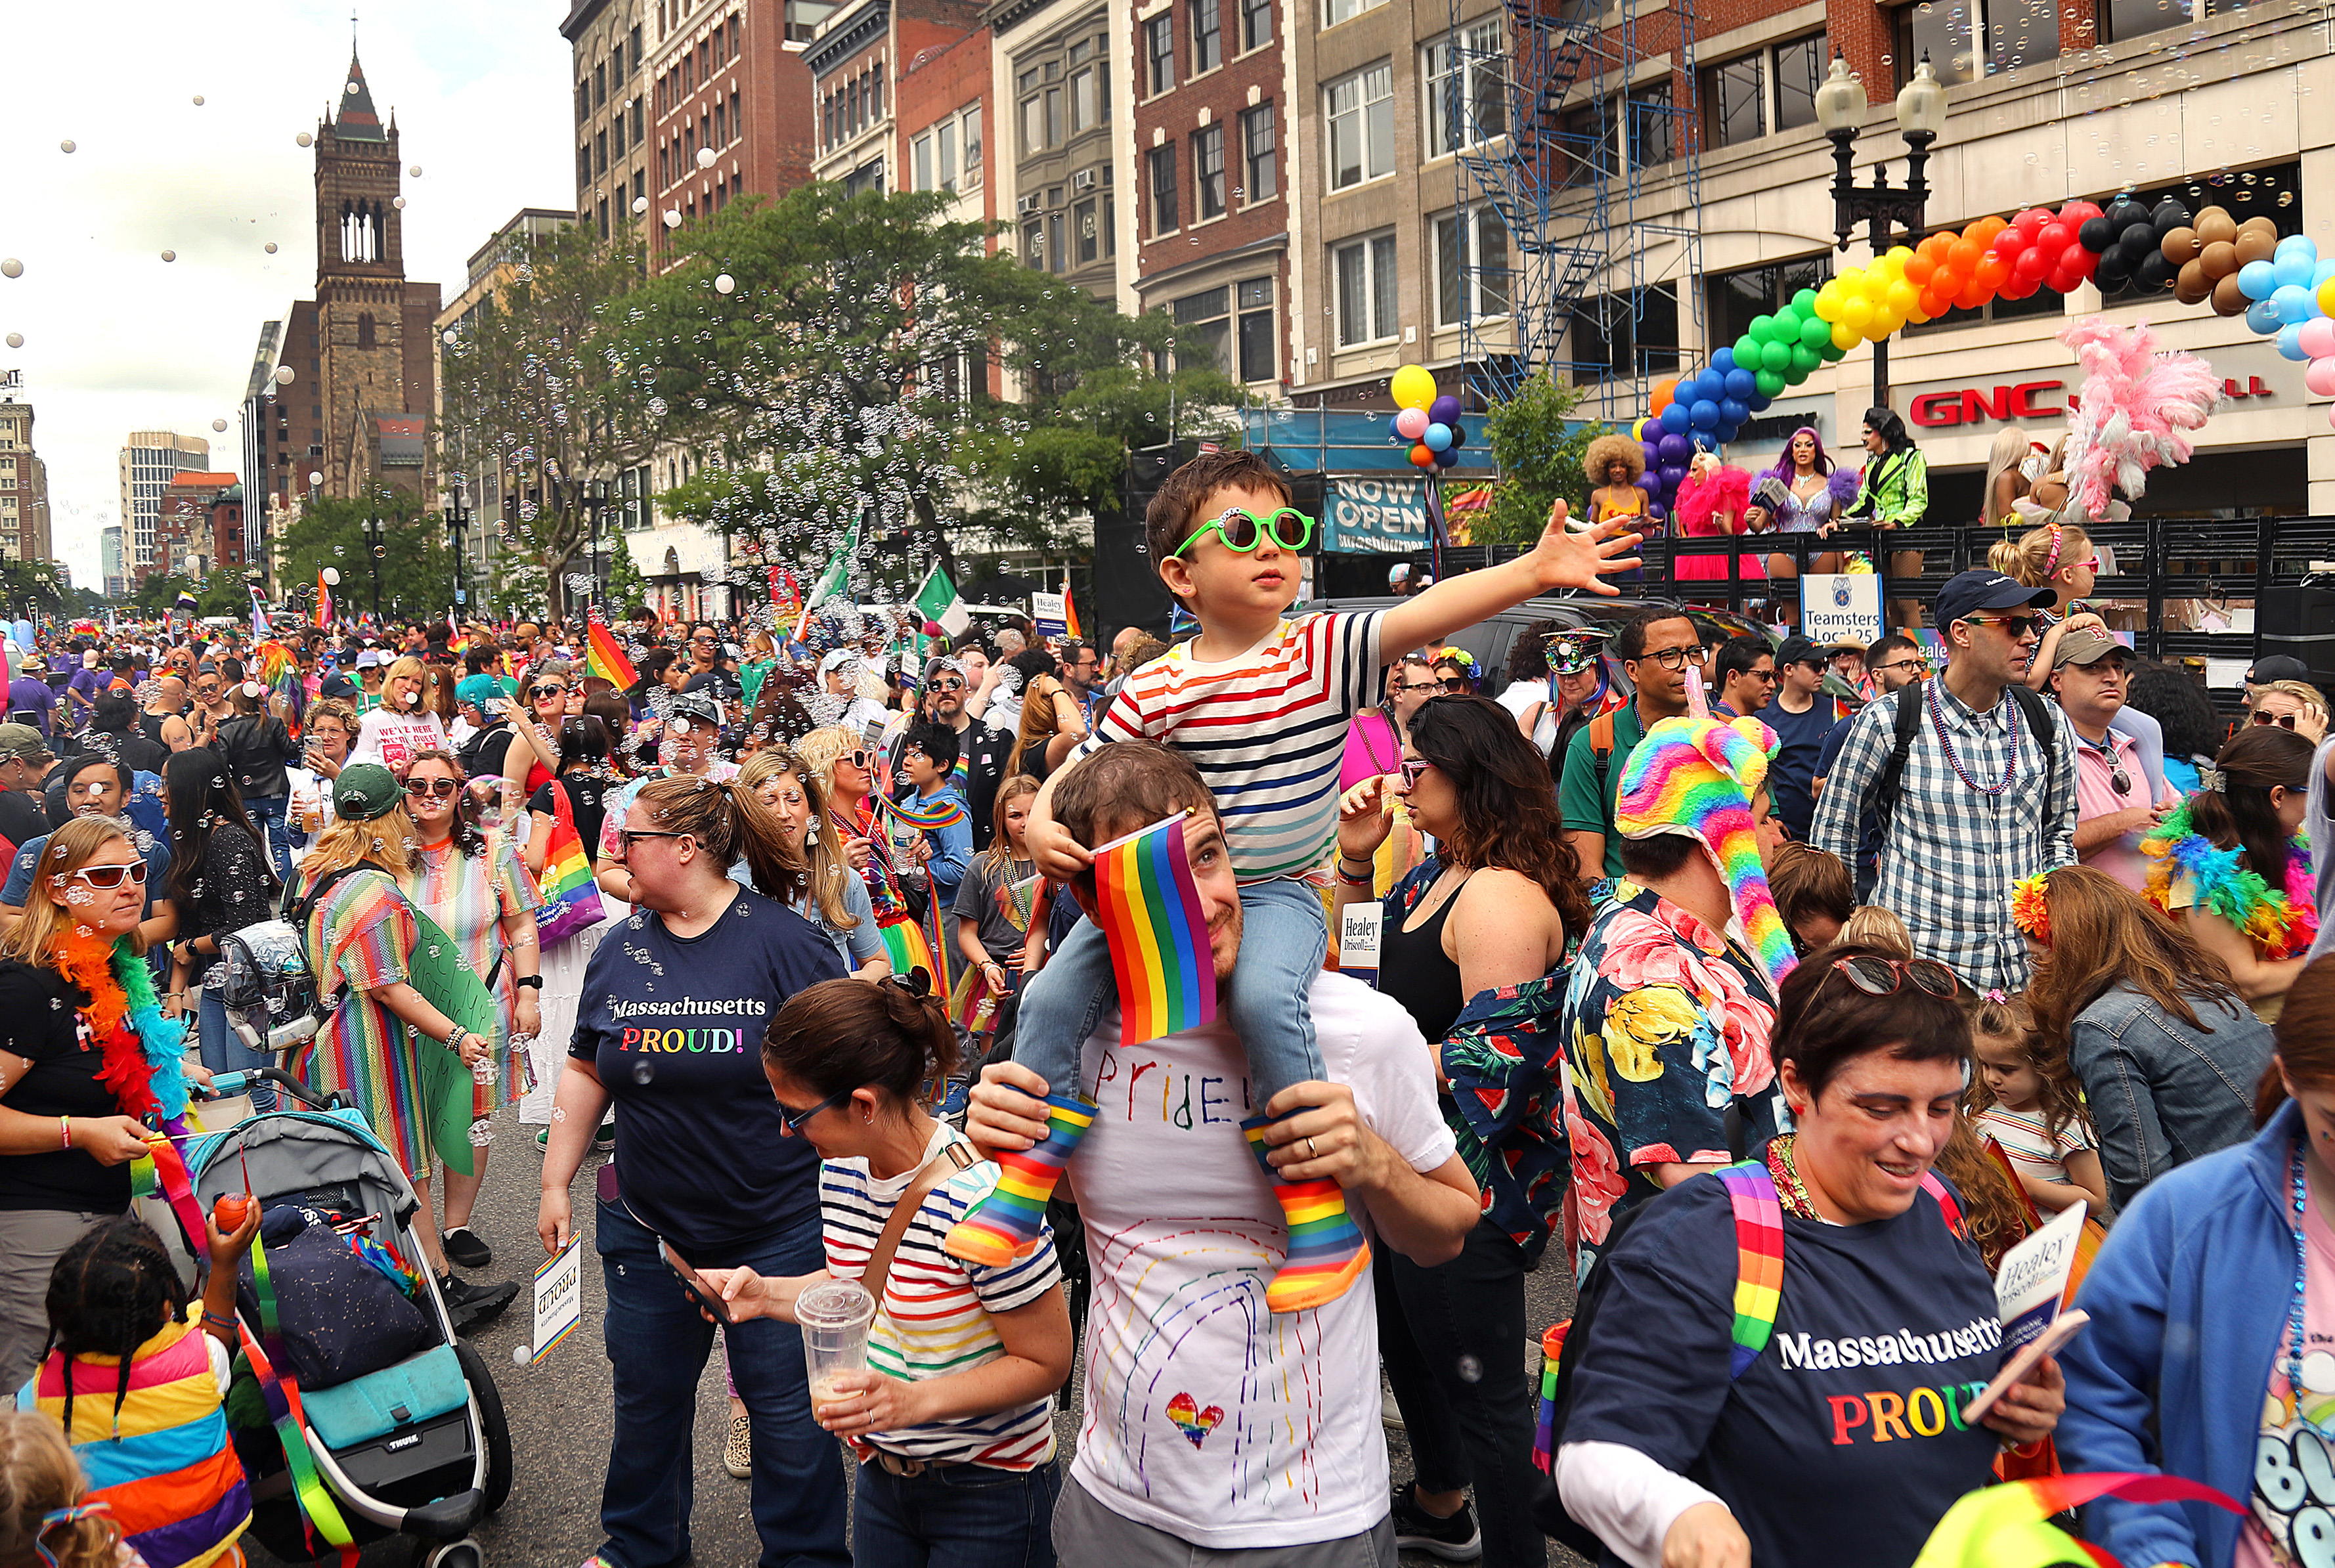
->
xmin=1969 ymin=214 xmax=2011 ymax=245
xmin=1948 ymin=238 xmax=1984 ymax=272
xmin=1651 ymin=377 xmax=1678 ymax=414
xmin=2159 ymin=227 xmax=2200 ymax=266
xmin=1974 ymin=254 xmax=2013 ymax=290
xmin=1955 ymin=277 xmax=1994 ymax=311
xmin=2199 ymin=240 xmax=2239 ymax=280
xmin=2211 ymin=272 xmax=2248 ymax=315
xmin=2195 ymin=206 xmax=2238 ymax=246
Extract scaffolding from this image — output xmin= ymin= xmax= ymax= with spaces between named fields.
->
xmin=1449 ymin=0 xmax=1706 ymax=418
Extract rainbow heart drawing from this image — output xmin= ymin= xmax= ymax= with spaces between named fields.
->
xmin=1166 ymin=1392 xmax=1223 ymax=1448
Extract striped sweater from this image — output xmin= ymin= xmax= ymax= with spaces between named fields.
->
xmin=1073 ymin=611 xmax=1387 ymax=883
xmin=819 ymin=1126 xmax=1062 ymax=1469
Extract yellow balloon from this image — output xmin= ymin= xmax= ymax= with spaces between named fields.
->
xmin=1837 ymin=266 xmax=1867 ymax=294
xmin=1632 ymin=418 xmax=1647 ymax=441
xmin=1814 ymin=290 xmax=1843 ymax=324
xmin=1885 ymin=279 xmax=1920 ymax=316
xmin=1831 ymin=320 xmax=1861 ymax=351
xmin=1859 ymin=271 xmax=1892 ymax=301
xmin=1868 ymin=310 xmax=1902 ymax=341
xmin=2319 ymin=276 xmax=2335 ymax=318
xmin=1841 ymin=294 xmax=1875 ymax=329
xmin=1390 ymin=364 xmax=1437 ymax=410
xmin=1885 ymin=244 xmax=1916 ymax=270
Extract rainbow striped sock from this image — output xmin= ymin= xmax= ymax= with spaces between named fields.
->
xmin=943 ymin=1093 xmax=1095 ymax=1269
xmin=1242 ymin=1112 xmax=1371 ymax=1315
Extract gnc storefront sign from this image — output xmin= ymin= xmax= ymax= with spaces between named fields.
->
xmin=1903 ymin=345 xmax=2296 ymax=431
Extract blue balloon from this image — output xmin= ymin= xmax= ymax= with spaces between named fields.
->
xmin=1689 ymin=398 xmax=1721 ymax=429
xmin=1711 ymin=424 xmax=1739 ymax=446
xmin=2315 ymin=259 xmax=2335 ymax=290
xmin=2239 ymin=259 xmax=2279 ymax=301
xmin=2277 ymin=233 xmax=2317 ymax=263
xmin=1718 ymin=397 xmax=1749 ymax=426
xmin=2275 ymin=284 xmax=2316 ymax=324
xmin=2278 ymin=322 xmax=2311 ymax=361
xmin=1386 ymin=415 xmax=1408 ymax=441
xmin=1711 ymin=347 xmax=1736 ymax=374
xmin=1433 ymin=445 xmax=1460 ymax=469
xmin=1422 ymin=422 xmax=1453 ymax=452
xmin=2246 ymin=298 xmax=2282 ymax=335
xmin=1660 ymin=403 xmax=1691 ymax=434
xmin=1745 ymin=393 xmax=1774 ymax=414
xmin=1657 ymin=431 xmax=1692 ymax=463
xmin=2275 ymin=251 xmax=2317 ymax=290
xmin=1724 ymin=367 xmax=1757 ymax=400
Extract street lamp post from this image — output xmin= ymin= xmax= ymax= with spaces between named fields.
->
xmin=361 ymin=494 xmax=385 ymax=619
xmin=1813 ymin=54 xmax=1950 ymax=411
xmin=447 ymin=475 xmax=471 ymax=617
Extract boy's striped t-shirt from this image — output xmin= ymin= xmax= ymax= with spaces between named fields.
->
xmin=1074 ymin=610 xmax=1388 ymax=882
xmin=819 ymin=1126 xmax=1062 ymax=1469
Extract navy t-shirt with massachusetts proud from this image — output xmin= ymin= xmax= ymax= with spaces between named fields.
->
xmin=569 ymin=886 xmax=846 ymax=1256
xmin=1563 ymin=1172 xmax=2004 ymax=1568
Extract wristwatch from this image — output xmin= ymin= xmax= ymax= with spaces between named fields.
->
xmin=515 ymin=975 xmax=544 ymax=990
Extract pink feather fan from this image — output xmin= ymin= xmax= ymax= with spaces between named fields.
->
xmin=2056 ymin=316 xmax=2219 ymax=523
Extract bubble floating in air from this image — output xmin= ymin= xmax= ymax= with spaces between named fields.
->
xmin=410 ymin=164 xmax=423 ymax=177
xmin=393 ymin=196 xmax=406 ymax=209
xmin=697 ymin=146 xmax=716 ymax=169
xmin=0 ymin=261 xmax=18 ymax=280
xmin=633 ymin=195 xmax=649 ymax=214
xmin=192 ymin=95 xmax=205 ymax=106
xmin=58 ymin=140 xmax=74 ymax=154
xmin=264 ymin=242 xmax=278 ymax=253
xmin=211 ymin=418 xmax=227 ymax=432
xmin=160 ymin=250 xmax=175 ymax=262
xmin=512 ymin=1343 xmax=533 ymax=1367
xmin=5 ymin=334 xmax=19 ymax=350
xmin=663 ymin=209 xmax=682 ymax=229
xmin=275 ymin=365 xmax=294 ymax=384
xmin=715 ymin=273 xmax=735 ymax=294
xmin=297 ymin=131 xmax=313 ymax=148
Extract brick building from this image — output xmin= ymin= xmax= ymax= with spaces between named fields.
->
xmin=154 ymin=473 xmax=242 ymax=581
xmin=1128 ymin=0 xmax=1291 ymax=391
xmin=118 ymin=431 xmax=209 ymax=582
xmin=563 ymin=0 xmax=651 ymax=244
xmin=648 ymin=0 xmax=828 ymax=269
xmin=0 ymin=398 xmax=50 ymax=564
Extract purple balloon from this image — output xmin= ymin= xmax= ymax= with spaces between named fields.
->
xmin=1659 ymin=462 xmax=1688 ymax=490
xmin=1646 ymin=500 xmax=1668 ymax=525
xmin=1427 ymin=394 xmax=1463 ymax=426
xmin=1657 ymin=431 xmax=1693 ymax=463
xmin=1641 ymin=439 xmax=1662 ymax=469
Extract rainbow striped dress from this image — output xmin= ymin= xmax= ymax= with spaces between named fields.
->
xmin=400 ymin=831 xmax=543 ymax=1113
xmin=291 ymin=865 xmax=431 ymax=1175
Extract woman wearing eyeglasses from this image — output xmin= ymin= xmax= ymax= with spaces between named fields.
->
xmin=737 ymin=748 xmax=888 ymax=982
xmin=797 ymin=726 xmax=934 ymax=976
xmin=286 ymin=764 xmax=516 ymax=1320
xmin=157 ymin=749 xmax=280 ymax=1111
xmin=2139 ymin=726 xmax=2318 ymax=1024
xmin=1005 ymin=657 xmax=1088 ymax=784
xmin=395 ymin=749 xmax=542 ymax=1273
xmin=2252 ymin=679 xmax=2331 ymax=744
xmin=2015 ymin=864 xmax=2275 ymax=1211
xmin=538 ymin=773 xmax=851 ymax=1568
xmin=0 ymin=817 xmax=202 ymax=1392
xmin=1548 ymin=944 xmax=2064 ymax=1568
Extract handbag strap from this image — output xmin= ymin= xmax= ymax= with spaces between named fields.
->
xmin=862 ymin=1140 xmax=980 ymax=1305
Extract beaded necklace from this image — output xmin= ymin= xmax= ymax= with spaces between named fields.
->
xmin=2286 ymin=1143 xmax=2335 ymax=1439
xmin=1925 ymin=677 xmax=2022 ymax=797
xmin=1765 ymin=1133 xmax=1822 ymax=1221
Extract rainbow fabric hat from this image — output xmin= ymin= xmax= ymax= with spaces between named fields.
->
xmin=1614 ymin=715 xmax=1796 ymax=990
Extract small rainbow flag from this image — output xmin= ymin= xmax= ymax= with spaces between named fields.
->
xmin=1091 ymin=812 xmax=1215 ymax=1045
xmin=586 ymin=610 xmax=637 ymax=689
xmin=879 ymin=792 xmax=968 ymax=831
xmin=535 ymin=783 xmax=605 ymax=948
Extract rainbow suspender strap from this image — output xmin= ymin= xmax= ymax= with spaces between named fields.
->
xmin=246 ymin=1235 xmax=360 ymax=1565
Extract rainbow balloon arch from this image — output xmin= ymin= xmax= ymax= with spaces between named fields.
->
xmin=1626 ymin=194 xmax=2320 ymax=524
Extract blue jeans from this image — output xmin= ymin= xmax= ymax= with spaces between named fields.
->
xmin=195 ymin=986 xmax=277 ymax=1113
xmin=854 ymin=1457 xmax=1061 ymax=1568
xmin=244 ymin=793 xmax=290 ymax=880
xmin=594 ymin=1198 xmax=847 ymax=1568
xmin=1013 ymin=876 xmax=1327 ymax=1106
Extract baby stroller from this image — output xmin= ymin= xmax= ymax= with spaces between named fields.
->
xmin=190 ymin=1068 xmax=512 ymax=1568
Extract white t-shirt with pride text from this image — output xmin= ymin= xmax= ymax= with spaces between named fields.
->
xmin=1065 ymin=970 xmax=1458 ymax=1549
xmin=1075 ymin=611 xmax=1387 ymax=884
xmin=349 ymin=706 xmax=448 ymax=778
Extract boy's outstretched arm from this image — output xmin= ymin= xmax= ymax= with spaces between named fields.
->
xmin=1379 ymin=503 xmax=1643 ymax=657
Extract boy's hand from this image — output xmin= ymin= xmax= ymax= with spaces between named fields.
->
xmin=1026 ymin=814 xmax=1090 ymax=884
xmin=205 ymin=1202 xmax=262 ymax=1270
xmin=1527 ymin=506 xmax=1643 ymax=597
xmin=966 ymin=1062 xmax=1054 ymax=1156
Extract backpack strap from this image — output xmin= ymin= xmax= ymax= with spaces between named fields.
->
xmin=1920 ymin=1171 xmax=1966 ymax=1240
xmin=1871 ymin=684 xmax=1927 ymax=833
xmin=1588 ymin=708 xmax=1620 ymax=810
xmin=1714 ymin=1162 xmax=1785 ymax=1380
xmin=2003 ymin=682 xmax=2059 ymax=774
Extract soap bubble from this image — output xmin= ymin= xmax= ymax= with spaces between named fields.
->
xmin=663 ymin=209 xmax=682 ymax=229
xmin=697 ymin=145 xmax=716 ymax=169
xmin=513 ymin=1343 xmax=533 ymax=1366
xmin=309 ymin=470 xmax=323 ymax=486
xmin=631 ymin=1059 xmax=655 ymax=1085
xmin=192 ymin=95 xmax=205 ymax=106
xmin=297 ymin=131 xmax=313 ymax=148
xmin=5 ymin=336 xmax=21 ymax=350
xmin=633 ymin=195 xmax=649 ymax=213
xmin=275 ymin=364 xmax=295 ymax=384
xmin=347 ymin=80 xmax=360 ymax=95
xmin=211 ymin=418 xmax=227 ymax=432
xmin=58 ymin=140 xmax=74 ymax=153
xmin=714 ymin=273 xmax=735 ymax=294
xmin=410 ymin=164 xmax=423 ymax=177
xmin=264 ymin=242 xmax=278 ymax=253
xmin=160 ymin=250 xmax=175 ymax=263
xmin=0 ymin=260 xmax=18 ymax=279
xmin=393 ymin=196 xmax=406 ymax=209
xmin=466 ymin=1119 xmax=494 ymax=1147
xmin=1456 ymin=1355 xmax=1483 ymax=1383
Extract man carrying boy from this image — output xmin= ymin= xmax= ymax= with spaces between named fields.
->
xmin=942 ymin=446 xmax=1638 ymax=1312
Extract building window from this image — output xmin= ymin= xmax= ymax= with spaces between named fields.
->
xmin=612 ymin=113 xmax=626 ymax=156
xmin=1705 ymin=254 xmax=1833 ymax=352
xmin=2104 ymin=0 xmax=2196 ymax=40
xmin=1324 ymin=0 xmax=1387 ymax=25
xmin=1240 ymin=102 xmax=1277 ymax=202
xmin=1072 ymin=66 xmax=1097 ymax=133
xmin=914 ymin=132 xmax=934 ymax=190
xmin=1435 ymin=208 xmax=1510 ymax=324
xmin=1236 ymin=277 xmax=1275 ymax=381
xmin=577 ymin=80 xmax=591 ymax=124
xmin=1900 ymin=0 xmax=2058 ymax=86
xmin=595 ymin=129 xmax=608 ymax=175
xmin=1020 ymin=91 xmax=1043 ymax=155
xmin=1043 ymin=85 xmax=1062 ymax=145
xmin=1173 ymin=285 xmax=1233 ymax=376
xmin=1708 ymin=33 xmax=1827 ymax=146
xmin=1326 ymin=62 xmax=1394 ymax=190
xmin=1190 ymin=0 xmax=1222 ymax=73
xmin=594 ymin=60 xmax=607 ymax=108
xmin=1149 ymin=142 xmax=1180 ymax=233
xmin=359 ymin=311 xmax=376 ymax=349
xmin=1024 ymin=219 xmax=1045 ymax=268
xmin=962 ymin=105 xmax=982 ymax=185
xmin=1241 ymin=0 xmax=1273 ymax=51
xmin=1424 ymin=20 xmax=1508 ymax=158
xmin=1571 ymin=286 xmax=1681 ymax=377
xmin=936 ymin=118 xmax=957 ymax=190
xmin=1076 ymin=196 xmax=1101 ymax=261
xmin=1049 ymin=211 xmax=1066 ymax=272
xmin=1332 ymin=232 xmax=1398 ymax=346
xmin=1146 ymin=15 xmax=1175 ymax=95
xmin=1709 ymin=53 xmax=1764 ymax=146
xmin=1774 ymin=34 xmax=1824 ymax=129
xmin=1194 ymin=125 xmax=1226 ymax=221
xmin=629 ymin=23 xmax=643 ymax=74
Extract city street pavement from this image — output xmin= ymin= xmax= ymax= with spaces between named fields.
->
xmin=248 ymin=1104 xmax=1584 ymax=1567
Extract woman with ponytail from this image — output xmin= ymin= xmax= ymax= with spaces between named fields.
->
xmin=1990 ymin=519 xmax=2170 ymax=799
xmin=2143 ymin=726 xmax=2317 ymax=1021
xmin=2059 ymin=953 xmax=2335 ymax=1568
xmin=537 ymin=772 xmax=850 ymax=1568
xmin=701 ymin=976 xmax=1073 ymax=1567
xmin=0 ymin=817 xmax=192 ymax=1395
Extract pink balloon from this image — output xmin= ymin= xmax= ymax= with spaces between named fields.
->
xmin=2300 ymin=318 xmax=2335 ymax=360
xmin=1395 ymin=407 xmax=1430 ymax=440
xmin=2309 ymin=357 xmax=2335 ymax=399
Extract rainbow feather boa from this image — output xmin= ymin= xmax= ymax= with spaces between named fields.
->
xmin=54 ymin=928 xmax=190 ymax=1124
xmin=2140 ymin=805 xmax=2318 ymax=960
xmin=1614 ymin=715 xmax=1797 ymax=990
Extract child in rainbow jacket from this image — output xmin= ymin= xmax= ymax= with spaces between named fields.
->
xmin=941 ymin=447 xmax=1639 ymax=1312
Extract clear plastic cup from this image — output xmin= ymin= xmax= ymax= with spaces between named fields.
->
xmin=797 ymin=1278 xmax=877 ymax=1420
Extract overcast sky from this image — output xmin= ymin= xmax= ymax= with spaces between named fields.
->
xmin=0 ymin=2 xmax=575 ymax=595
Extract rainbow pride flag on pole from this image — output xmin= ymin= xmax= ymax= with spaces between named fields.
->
xmin=534 ymin=782 xmax=606 ymax=949
xmin=1092 ymin=812 xmax=1215 ymax=1045
xmin=586 ymin=610 xmax=637 ymax=690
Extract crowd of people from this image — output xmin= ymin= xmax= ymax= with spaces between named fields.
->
xmin=0 ymin=447 xmax=2328 ymax=1568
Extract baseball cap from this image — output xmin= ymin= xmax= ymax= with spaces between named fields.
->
xmin=666 ymin=689 xmax=724 ymax=730
xmin=2052 ymin=628 xmax=2129 ymax=669
xmin=1932 ymin=570 xmax=2057 ymax=628
xmin=332 ymin=763 xmax=403 ymax=822
xmin=2248 ymin=655 xmax=2311 ymax=686
xmin=319 ymin=672 xmax=359 ymax=700
xmin=0 ymin=724 xmax=49 ymax=764
xmin=355 ymin=650 xmax=382 ymax=670
xmin=456 ymin=674 xmax=506 ymax=711
xmin=1774 ymin=635 xmax=1827 ymax=669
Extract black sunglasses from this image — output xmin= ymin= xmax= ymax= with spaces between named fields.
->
xmin=403 ymin=777 xmax=460 ymax=799
xmin=1820 ymin=954 xmax=1958 ymax=1001
xmin=775 ymin=1086 xmax=854 ymax=1135
xmin=532 ymin=684 xmax=567 ymax=699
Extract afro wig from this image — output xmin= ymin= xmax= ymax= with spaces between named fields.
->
xmin=1584 ymin=433 xmax=1647 ymax=486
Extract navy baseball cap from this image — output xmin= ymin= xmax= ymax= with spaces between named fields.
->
xmin=1933 ymin=571 xmax=2056 ymax=628
xmin=1774 ymin=635 xmax=1827 ymax=669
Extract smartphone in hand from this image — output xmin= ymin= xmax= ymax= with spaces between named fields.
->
xmin=659 ymin=1238 xmax=736 ymax=1326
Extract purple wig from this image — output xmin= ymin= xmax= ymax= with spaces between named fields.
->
xmin=1763 ymin=427 xmax=1833 ymax=484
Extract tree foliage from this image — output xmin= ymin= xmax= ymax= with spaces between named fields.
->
xmin=1477 ymin=371 xmax=1607 ymax=546
xmin=0 ymin=557 xmax=68 ymax=618
xmin=273 ymin=490 xmax=453 ymax=620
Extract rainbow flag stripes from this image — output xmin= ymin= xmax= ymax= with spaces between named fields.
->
xmin=1533 ymin=1321 xmax=1571 ymax=1473
xmin=535 ymin=787 xmax=603 ymax=949
xmin=1717 ymin=1162 xmax=1787 ymax=1378
xmin=1092 ymin=812 xmax=1216 ymax=1046
xmin=880 ymin=793 xmax=969 ymax=831
xmin=942 ymin=1092 xmax=1095 ymax=1268
xmin=586 ymin=609 xmax=638 ymax=689
xmin=1243 ymin=1112 xmax=1371 ymax=1314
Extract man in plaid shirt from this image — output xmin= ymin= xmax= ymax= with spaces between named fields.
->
xmin=1812 ymin=571 xmax=2078 ymax=993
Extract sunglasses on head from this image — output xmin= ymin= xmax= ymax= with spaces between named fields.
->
xmin=1171 ymin=506 xmax=1315 ymax=559
xmin=1820 ymin=954 xmax=1959 ymax=1001
xmin=2253 ymin=709 xmax=2301 ymax=730
xmin=404 ymin=777 xmax=460 ymax=799
xmin=56 ymin=860 xmax=147 ymax=890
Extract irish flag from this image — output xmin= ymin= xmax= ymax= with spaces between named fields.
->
xmin=586 ymin=609 xmax=637 ymax=689
xmin=1091 ymin=812 xmax=1215 ymax=1045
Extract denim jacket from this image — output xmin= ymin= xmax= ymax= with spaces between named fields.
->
xmin=2067 ymin=980 xmax=2274 ymax=1211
